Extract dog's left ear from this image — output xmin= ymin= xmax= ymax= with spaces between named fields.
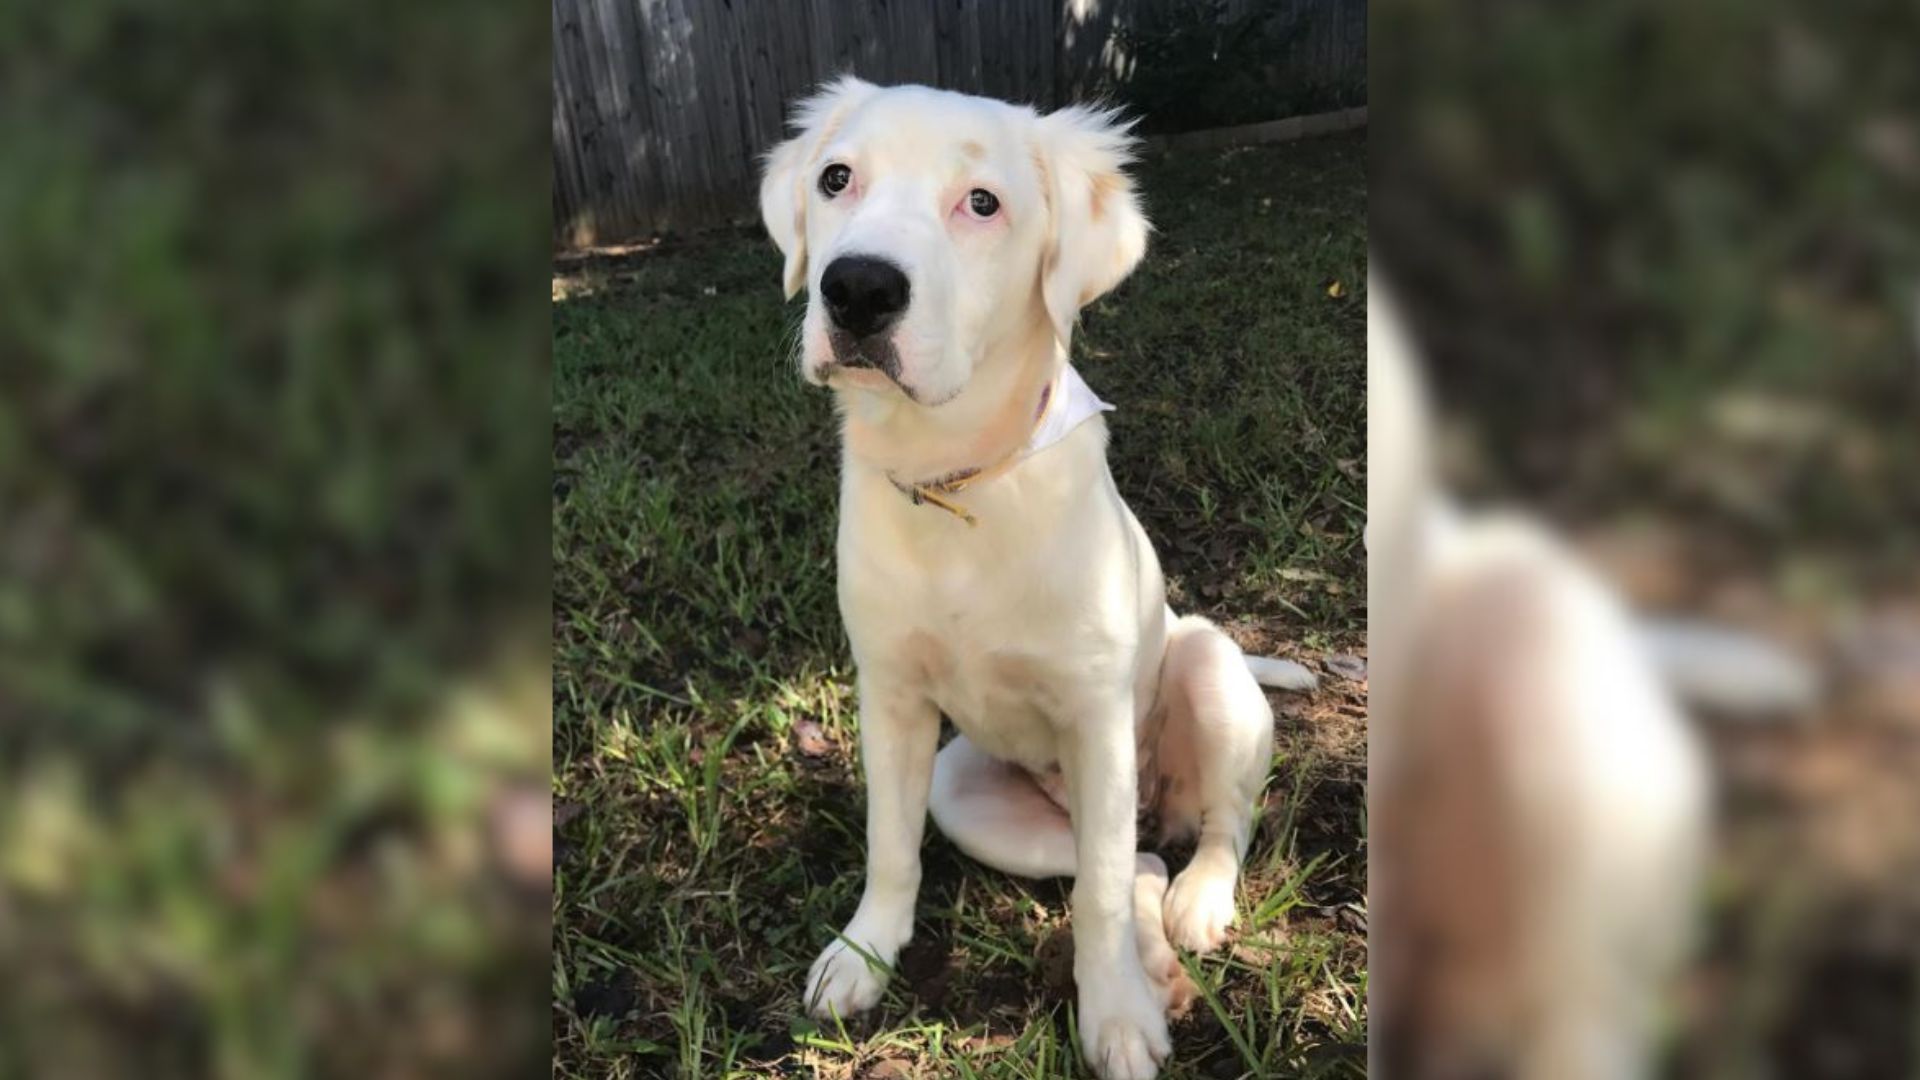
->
xmin=760 ymin=76 xmax=877 ymax=300
xmin=1034 ymin=105 xmax=1150 ymax=347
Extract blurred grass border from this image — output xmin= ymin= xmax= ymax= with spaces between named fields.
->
xmin=1372 ymin=2 xmax=1920 ymax=1076
xmin=1373 ymin=0 xmax=1920 ymax=587
xmin=1 ymin=2 xmax=553 ymax=1077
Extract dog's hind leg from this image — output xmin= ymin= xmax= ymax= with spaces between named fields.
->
xmin=929 ymin=735 xmax=1074 ymax=877
xmin=928 ymin=735 xmax=1195 ymax=1014
xmin=1153 ymin=615 xmax=1276 ymax=953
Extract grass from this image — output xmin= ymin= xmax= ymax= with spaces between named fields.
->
xmin=552 ymin=130 xmax=1366 ymax=1078
xmin=1 ymin=3 xmax=550 ymax=1076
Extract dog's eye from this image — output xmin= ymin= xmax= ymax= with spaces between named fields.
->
xmin=967 ymin=189 xmax=1000 ymax=218
xmin=819 ymin=164 xmax=852 ymax=198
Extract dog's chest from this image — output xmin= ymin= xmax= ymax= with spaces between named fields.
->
xmin=904 ymin=624 xmax=1067 ymax=771
xmin=841 ymin=451 xmax=1139 ymax=772
xmin=854 ymin=551 xmax=1080 ymax=772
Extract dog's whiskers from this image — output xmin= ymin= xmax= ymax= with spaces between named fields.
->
xmin=778 ymin=309 xmax=807 ymax=378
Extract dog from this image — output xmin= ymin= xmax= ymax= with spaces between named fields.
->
xmin=758 ymin=77 xmax=1318 ymax=1080
xmin=1366 ymin=270 xmax=1714 ymax=1079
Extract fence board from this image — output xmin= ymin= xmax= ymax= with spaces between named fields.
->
xmin=554 ymin=0 xmax=1365 ymax=247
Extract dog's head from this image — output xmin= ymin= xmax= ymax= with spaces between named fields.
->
xmin=760 ymin=78 xmax=1149 ymax=406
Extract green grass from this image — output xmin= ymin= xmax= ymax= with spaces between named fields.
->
xmin=1 ymin=3 xmax=550 ymax=1076
xmin=552 ymin=131 xmax=1366 ymax=1079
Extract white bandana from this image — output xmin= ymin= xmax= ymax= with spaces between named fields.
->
xmin=1023 ymin=363 xmax=1114 ymax=460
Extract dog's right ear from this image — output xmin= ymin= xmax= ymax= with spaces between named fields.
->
xmin=760 ymin=76 xmax=876 ymax=300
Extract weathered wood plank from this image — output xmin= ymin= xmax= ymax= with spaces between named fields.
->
xmin=552 ymin=0 xmax=1367 ymax=247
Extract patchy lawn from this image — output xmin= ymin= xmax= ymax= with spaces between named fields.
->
xmin=551 ymin=131 xmax=1366 ymax=1079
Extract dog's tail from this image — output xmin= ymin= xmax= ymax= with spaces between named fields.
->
xmin=1638 ymin=616 xmax=1823 ymax=718
xmin=1245 ymin=655 xmax=1320 ymax=692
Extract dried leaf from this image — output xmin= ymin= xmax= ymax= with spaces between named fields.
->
xmin=793 ymin=718 xmax=831 ymax=757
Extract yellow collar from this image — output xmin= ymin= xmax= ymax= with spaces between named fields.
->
xmin=883 ymin=368 xmax=1082 ymax=526
xmin=884 ymin=376 xmax=1062 ymax=528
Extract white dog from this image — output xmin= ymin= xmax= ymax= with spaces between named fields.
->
xmin=759 ymin=77 xmax=1317 ymax=1079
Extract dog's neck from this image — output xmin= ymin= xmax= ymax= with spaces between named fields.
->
xmin=836 ymin=318 xmax=1062 ymax=486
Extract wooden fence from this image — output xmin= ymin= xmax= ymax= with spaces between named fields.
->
xmin=553 ymin=0 xmax=1365 ymax=248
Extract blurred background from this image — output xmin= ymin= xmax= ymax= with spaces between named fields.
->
xmin=0 ymin=1 xmax=552 ymax=1077
xmin=1374 ymin=0 xmax=1919 ymax=1076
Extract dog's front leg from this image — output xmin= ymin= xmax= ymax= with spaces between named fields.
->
xmin=804 ymin=672 xmax=939 ymax=1021
xmin=1064 ymin=696 xmax=1172 ymax=1080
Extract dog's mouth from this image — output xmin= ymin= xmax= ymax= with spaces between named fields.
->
xmin=829 ymin=327 xmax=899 ymax=376
xmin=818 ymin=329 xmax=925 ymax=402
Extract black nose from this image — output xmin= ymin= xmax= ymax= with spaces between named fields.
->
xmin=820 ymin=256 xmax=910 ymax=339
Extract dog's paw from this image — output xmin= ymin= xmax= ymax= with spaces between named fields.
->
xmin=1164 ymin=861 xmax=1238 ymax=953
xmin=1079 ymin=974 xmax=1171 ymax=1080
xmin=1132 ymin=894 xmax=1197 ymax=1017
xmin=804 ymin=939 xmax=890 ymax=1020
xmin=1143 ymin=947 xmax=1198 ymax=1019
